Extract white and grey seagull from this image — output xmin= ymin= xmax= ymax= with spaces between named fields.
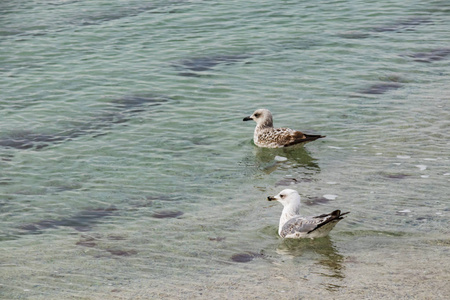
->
xmin=243 ymin=108 xmax=325 ymax=148
xmin=268 ymin=189 xmax=349 ymax=239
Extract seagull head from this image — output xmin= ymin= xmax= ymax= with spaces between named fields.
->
xmin=243 ymin=108 xmax=273 ymax=127
xmin=267 ymin=189 xmax=301 ymax=207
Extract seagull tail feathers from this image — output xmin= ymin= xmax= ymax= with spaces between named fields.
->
xmin=307 ymin=210 xmax=349 ymax=234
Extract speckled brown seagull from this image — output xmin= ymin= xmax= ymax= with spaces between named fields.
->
xmin=243 ymin=109 xmax=325 ymax=148
xmin=268 ymin=189 xmax=349 ymax=239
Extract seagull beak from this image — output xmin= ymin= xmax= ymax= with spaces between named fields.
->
xmin=243 ymin=116 xmax=252 ymax=121
xmin=267 ymin=196 xmax=276 ymax=201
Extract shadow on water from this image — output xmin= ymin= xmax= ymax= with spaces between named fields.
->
xmin=0 ymin=94 xmax=169 ymax=150
xmin=277 ymin=237 xmax=345 ymax=291
xmin=253 ymin=146 xmax=320 ymax=174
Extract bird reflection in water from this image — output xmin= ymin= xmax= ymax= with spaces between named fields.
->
xmin=276 ymin=237 xmax=345 ymax=291
xmin=253 ymin=146 xmax=320 ymax=175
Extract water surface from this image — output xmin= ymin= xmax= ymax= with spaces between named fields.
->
xmin=1 ymin=0 xmax=449 ymax=299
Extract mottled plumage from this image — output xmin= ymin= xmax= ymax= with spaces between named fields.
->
xmin=268 ymin=189 xmax=349 ymax=239
xmin=243 ymin=109 xmax=325 ymax=148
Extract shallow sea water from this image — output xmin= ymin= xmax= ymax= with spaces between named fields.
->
xmin=1 ymin=0 xmax=449 ymax=299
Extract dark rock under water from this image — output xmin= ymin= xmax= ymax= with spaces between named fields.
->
xmin=0 ymin=132 xmax=70 ymax=150
xmin=151 ymin=210 xmax=184 ymax=219
xmin=360 ymin=83 xmax=403 ymax=95
xmin=209 ymin=237 xmax=226 ymax=242
xmin=405 ymin=48 xmax=450 ymax=63
xmin=371 ymin=17 xmax=432 ymax=32
xmin=382 ymin=173 xmax=411 ymax=180
xmin=74 ymin=2 xmax=183 ymax=27
xmin=18 ymin=207 xmax=118 ymax=234
xmin=231 ymin=251 xmax=263 ymax=263
xmin=106 ymin=249 xmax=138 ymax=256
xmin=75 ymin=234 xmax=137 ymax=257
xmin=108 ymin=94 xmax=169 ymax=112
xmin=76 ymin=239 xmax=97 ymax=248
xmin=0 ymin=94 xmax=169 ymax=150
xmin=337 ymin=31 xmax=371 ymax=39
xmin=174 ymin=54 xmax=250 ymax=73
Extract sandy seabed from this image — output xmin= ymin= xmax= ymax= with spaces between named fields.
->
xmin=3 ymin=234 xmax=447 ymax=300
xmin=138 ymin=238 xmax=449 ymax=300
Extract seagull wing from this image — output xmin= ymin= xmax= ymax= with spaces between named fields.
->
xmin=307 ymin=210 xmax=349 ymax=234
xmin=256 ymin=128 xmax=325 ymax=148
xmin=280 ymin=216 xmax=318 ymax=238
xmin=279 ymin=128 xmax=324 ymax=147
xmin=280 ymin=210 xmax=349 ymax=238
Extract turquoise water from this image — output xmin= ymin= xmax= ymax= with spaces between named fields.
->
xmin=1 ymin=0 xmax=449 ymax=298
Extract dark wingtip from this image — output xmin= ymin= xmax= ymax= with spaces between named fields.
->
xmin=284 ymin=134 xmax=325 ymax=147
xmin=305 ymin=134 xmax=326 ymax=140
xmin=307 ymin=210 xmax=349 ymax=234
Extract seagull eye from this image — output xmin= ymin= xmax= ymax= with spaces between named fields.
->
xmin=280 ymin=194 xmax=285 ymax=198
xmin=254 ymin=113 xmax=260 ymax=118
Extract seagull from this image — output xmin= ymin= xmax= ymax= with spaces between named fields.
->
xmin=267 ymin=189 xmax=349 ymax=239
xmin=243 ymin=109 xmax=325 ymax=148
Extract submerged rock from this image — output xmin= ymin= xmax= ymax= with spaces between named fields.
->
xmin=106 ymin=249 xmax=138 ymax=256
xmin=151 ymin=210 xmax=184 ymax=219
xmin=382 ymin=173 xmax=410 ymax=180
xmin=371 ymin=17 xmax=432 ymax=32
xmin=337 ymin=31 xmax=371 ymax=39
xmin=174 ymin=54 xmax=250 ymax=73
xmin=0 ymin=131 xmax=69 ymax=150
xmin=19 ymin=207 xmax=118 ymax=234
xmin=405 ymin=48 xmax=450 ymax=63
xmin=231 ymin=253 xmax=255 ymax=263
xmin=76 ymin=240 xmax=97 ymax=248
xmin=360 ymin=83 xmax=402 ymax=94
xmin=231 ymin=251 xmax=263 ymax=263
xmin=0 ymin=94 xmax=170 ymax=150
xmin=109 ymin=94 xmax=169 ymax=112
xmin=208 ymin=237 xmax=226 ymax=242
